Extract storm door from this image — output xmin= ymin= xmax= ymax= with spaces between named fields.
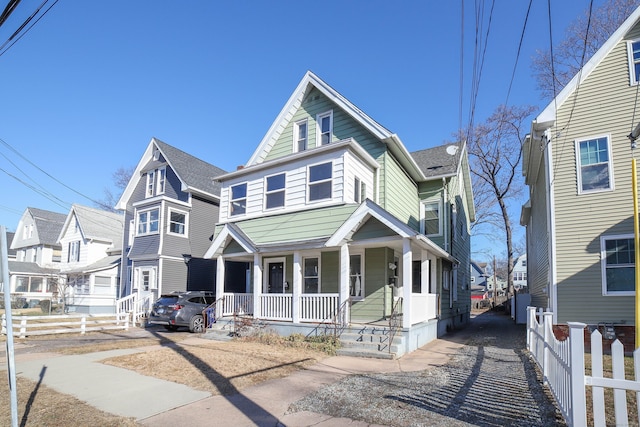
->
xmin=266 ymin=259 xmax=285 ymax=293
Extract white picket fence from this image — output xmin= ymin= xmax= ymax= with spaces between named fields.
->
xmin=2 ymin=313 xmax=130 ymax=338
xmin=527 ymin=307 xmax=640 ymax=427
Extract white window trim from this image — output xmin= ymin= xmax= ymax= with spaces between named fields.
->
xmin=229 ymin=182 xmax=248 ymax=217
xmin=628 ymin=39 xmax=640 ymax=85
xmin=157 ymin=167 xmax=167 ymax=195
xmin=293 ymin=118 xmax=308 ymax=152
xmin=600 ymin=234 xmax=635 ymax=296
xmin=349 ymin=251 xmax=365 ymax=301
xmin=575 ymin=134 xmax=614 ymax=195
xmin=136 ymin=207 xmax=160 ymax=236
xmin=316 ymin=110 xmax=333 ymax=146
xmin=264 ymin=172 xmax=286 ymax=211
xmin=167 ymin=207 xmax=189 ymax=237
xmin=146 ymin=170 xmax=156 ymax=198
xmin=420 ymin=200 xmax=443 ymax=236
xmin=302 ymin=255 xmax=321 ymax=294
xmin=307 ymin=161 xmax=333 ymax=203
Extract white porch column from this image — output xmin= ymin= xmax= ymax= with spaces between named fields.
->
xmin=216 ymin=255 xmax=225 ymax=302
xmin=421 ymin=249 xmax=429 ymax=293
xmin=253 ymin=253 xmax=262 ymax=318
xmin=339 ymin=244 xmax=350 ymax=323
xmin=292 ymin=251 xmax=301 ymax=323
xmin=402 ymin=238 xmax=412 ymax=328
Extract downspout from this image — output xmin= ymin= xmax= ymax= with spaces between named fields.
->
xmin=443 ymin=177 xmax=449 ymax=253
xmin=544 ymin=129 xmax=559 ymax=323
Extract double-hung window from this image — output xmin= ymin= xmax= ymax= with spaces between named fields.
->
xmin=230 ymin=183 xmax=247 ymax=216
xmin=137 ymin=208 xmax=159 ymax=235
xmin=265 ymin=173 xmax=285 ymax=210
xmin=303 ymin=257 xmax=319 ymax=293
xmin=317 ymin=111 xmax=333 ymax=145
xmin=601 ymin=235 xmax=635 ymax=295
xmin=628 ymin=39 xmax=640 ymax=84
xmin=576 ymin=136 xmax=613 ymax=193
xmin=168 ymin=208 xmax=187 ymax=236
xmin=421 ymin=201 xmax=442 ymax=236
xmin=157 ymin=167 xmax=166 ymax=194
xmin=146 ymin=170 xmax=155 ymax=197
xmin=294 ymin=119 xmax=308 ymax=152
xmin=308 ymin=162 xmax=332 ymax=201
xmin=68 ymin=240 xmax=80 ymax=262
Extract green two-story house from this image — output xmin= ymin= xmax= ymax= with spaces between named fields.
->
xmin=205 ymin=71 xmax=474 ymax=356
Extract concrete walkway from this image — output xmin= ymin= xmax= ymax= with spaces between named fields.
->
xmin=1 ymin=311 xmax=556 ymax=426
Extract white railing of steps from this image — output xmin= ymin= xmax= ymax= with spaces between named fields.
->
xmin=116 ymin=293 xmax=153 ymax=326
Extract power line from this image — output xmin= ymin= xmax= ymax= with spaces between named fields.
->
xmin=0 ymin=0 xmax=59 ymax=58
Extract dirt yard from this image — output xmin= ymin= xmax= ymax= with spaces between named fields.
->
xmin=0 ymin=328 xmax=331 ymax=426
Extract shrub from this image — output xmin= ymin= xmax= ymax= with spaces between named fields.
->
xmin=39 ymin=299 xmax=51 ymax=313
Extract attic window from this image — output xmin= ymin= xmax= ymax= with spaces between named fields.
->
xmin=317 ymin=111 xmax=333 ymax=146
xmin=628 ymin=39 xmax=640 ymax=84
xmin=153 ymin=149 xmax=161 ymax=161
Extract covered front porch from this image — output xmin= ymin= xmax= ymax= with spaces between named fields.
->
xmin=205 ymin=202 xmax=457 ymax=355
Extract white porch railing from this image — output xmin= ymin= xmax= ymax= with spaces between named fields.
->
xmin=260 ymin=294 xmax=292 ymax=321
xmin=300 ymin=293 xmax=338 ymax=322
xmin=527 ymin=306 xmax=640 ymax=427
xmin=222 ymin=292 xmax=254 ymax=316
xmin=410 ymin=293 xmax=437 ymax=324
xmin=116 ymin=293 xmax=153 ymax=326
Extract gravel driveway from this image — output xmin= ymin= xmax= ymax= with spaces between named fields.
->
xmin=288 ymin=310 xmax=566 ymax=427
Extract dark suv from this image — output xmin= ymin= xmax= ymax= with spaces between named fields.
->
xmin=148 ymin=291 xmax=215 ymax=333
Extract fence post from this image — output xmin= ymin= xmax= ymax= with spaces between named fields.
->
xmin=124 ymin=312 xmax=129 ymax=330
xmin=1 ymin=313 xmax=5 ymax=335
xmin=542 ymin=311 xmax=553 ymax=383
xmin=568 ymin=322 xmax=587 ymax=427
xmin=526 ymin=306 xmax=535 ymax=350
xmin=19 ymin=317 xmax=27 ymax=338
xmin=81 ymin=315 xmax=86 ymax=334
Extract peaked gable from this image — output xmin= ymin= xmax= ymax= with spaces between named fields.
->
xmin=11 ymin=207 xmax=66 ymax=249
xmin=116 ymin=138 xmax=227 ymax=209
xmin=59 ymin=204 xmax=124 ymax=249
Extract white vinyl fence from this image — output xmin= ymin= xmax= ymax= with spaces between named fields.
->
xmin=527 ymin=307 xmax=640 ymax=427
xmin=2 ymin=313 xmax=130 ymax=338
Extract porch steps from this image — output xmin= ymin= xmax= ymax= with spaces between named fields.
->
xmin=337 ymin=324 xmax=403 ymax=359
xmin=202 ymin=321 xmax=235 ymax=342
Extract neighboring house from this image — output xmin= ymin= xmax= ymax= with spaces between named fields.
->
xmin=521 ymin=6 xmax=640 ymax=343
xmin=204 ymin=71 xmax=475 ymax=356
xmin=470 ymin=259 xmax=489 ymax=289
xmin=512 ymin=254 xmax=527 ymax=291
xmin=486 ymin=275 xmax=508 ymax=295
xmin=115 ymin=138 xmax=230 ymax=308
xmin=7 ymin=207 xmax=66 ymax=305
xmin=58 ymin=204 xmax=124 ymax=314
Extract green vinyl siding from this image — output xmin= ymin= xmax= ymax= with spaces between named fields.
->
xmin=264 ymin=88 xmax=385 ymax=163
xmin=380 ymin=152 xmax=420 ymax=230
xmin=350 ymin=247 xmax=393 ymax=322
xmin=321 ymin=251 xmax=339 ymax=293
xmin=546 ymin=29 xmax=637 ymax=324
xmin=235 ymin=204 xmax=357 ymax=245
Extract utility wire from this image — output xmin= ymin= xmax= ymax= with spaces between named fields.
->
xmin=0 ymin=0 xmax=22 ymax=29
xmin=0 ymin=0 xmax=59 ymax=58
xmin=503 ymin=0 xmax=533 ymax=107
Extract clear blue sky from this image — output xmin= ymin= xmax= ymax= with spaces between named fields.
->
xmin=0 ymin=0 xmax=604 ymax=259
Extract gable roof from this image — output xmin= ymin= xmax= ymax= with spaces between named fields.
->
xmin=411 ymin=142 xmax=464 ymax=179
xmin=246 ymin=71 xmax=426 ymax=181
xmin=59 ymin=204 xmax=124 ymax=249
xmin=535 ymin=6 xmax=640 ymax=127
xmin=116 ymin=138 xmax=227 ymax=209
xmin=18 ymin=207 xmax=66 ymax=247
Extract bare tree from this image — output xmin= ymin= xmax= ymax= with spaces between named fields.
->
xmin=532 ymin=0 xmax=639 ymax=100
xmin=95 ymin=166 xmax=134 ymax=212
xmin=466 ymin=104 xmax=536 ymax=296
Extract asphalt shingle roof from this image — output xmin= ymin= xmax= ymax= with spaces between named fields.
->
xmin=28 ymin=208 xmax=66 ymax=246
xmin=410 ymin=142 xmax=462 ymax=179
xmin=71 ymin=205 xmax=124 ymax=249
xmin=155 ymin=139 xmax=227 ymax=196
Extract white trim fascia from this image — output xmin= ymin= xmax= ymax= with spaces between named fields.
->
xmin=385 ymin=134 xmax=426 ymax=182
xmin=537 ymin=6 xmax=640 ymax=124
xmin=116 ymin=139 xmax=156 ymax=210
xmin=246 ymin=71 xmax=393 ymax=167
xmin=204 ymin=224 xmax=256 ymax=259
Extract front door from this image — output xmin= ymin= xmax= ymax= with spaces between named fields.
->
xmin=267 ymin=260 xmax=285 ymax=293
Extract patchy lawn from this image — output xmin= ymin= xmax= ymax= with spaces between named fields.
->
xmin=102 ymin=337 xmax=330 ymax=395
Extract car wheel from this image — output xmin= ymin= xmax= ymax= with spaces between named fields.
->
xmin=189 ymin=315 xmax=205 ymax=333
xmin=164 ymin=325 xmax=179 ymax=331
